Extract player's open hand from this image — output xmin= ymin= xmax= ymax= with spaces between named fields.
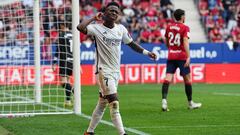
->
xmin=148 ymin=52 xmax=157 ymax=61
xmin=184 ymin=58 xmax=190 ymax=67
xmin=94 ymin=12 xmax=103 ymax=21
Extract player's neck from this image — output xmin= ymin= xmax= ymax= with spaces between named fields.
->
xmin=103 ymin=21 xmax=115 ymax=29
xmin=177 ymin=20 xmax=184 ymax=24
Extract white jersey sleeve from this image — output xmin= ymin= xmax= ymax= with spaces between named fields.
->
xmin=86 ymin=24 xmax=96 ymax=36
xmin=121 ymin=25 xmax=133 ymax=44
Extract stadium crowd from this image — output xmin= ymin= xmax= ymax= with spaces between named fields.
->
xmin=0 ymin=0 xmax=174 ymax=47
xmin=197 ymin=0 xmax=240 ymax=46
xmin=1 ymin=0 xmax=240 ymax=60
xmin=80 ymin=0 xmax=175 ymax=45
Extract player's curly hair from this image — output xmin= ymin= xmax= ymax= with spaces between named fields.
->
xmin=174 ymin=9 xmax=185 ymax=21
xmin=100 ymin=2 xmax=120 ymax=13
xmin=106 ymin=2 xmax=120 ymax=9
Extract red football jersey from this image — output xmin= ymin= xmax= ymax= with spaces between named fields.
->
xmin=165 ymin=22 xmax=190 ymax=60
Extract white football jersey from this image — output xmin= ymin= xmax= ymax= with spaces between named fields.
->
xmin=87 ymin=23 xmax=133 ymax=73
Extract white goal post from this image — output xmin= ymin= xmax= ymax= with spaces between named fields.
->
xmin=0 ymin=0 xmax=81 ymax=117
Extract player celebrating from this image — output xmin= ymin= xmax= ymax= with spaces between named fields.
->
xmin=53 ymin=22 xmax=74 ymax=107
xmin=161 ymin=9 xmax=202 ymax=111
xmin=77 ymin=2 xmax=156 ymax=135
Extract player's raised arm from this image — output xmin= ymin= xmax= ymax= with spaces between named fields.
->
xmin=77 ymin=12 xmax=103 ymax=34
xmin=127 ymin=41 xmax=157 ymax=60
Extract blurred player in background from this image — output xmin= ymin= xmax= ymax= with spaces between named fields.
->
xmin=77 ymin=2 xmax=156 ymax=135
xmin=161 ymin=9 xmax=202 ymax=111
xmin=53 ymin=22 xmax=74 ymax=107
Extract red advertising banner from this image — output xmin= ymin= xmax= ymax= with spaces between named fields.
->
xmin=119 ymin=65 xmax=126 ymax=84
xmin=7 ymin=66 xmax=24 ymax=85
xmin=157 ymin=64 xmax=166 ymax=83
xmin=23 ymin=66 xmax=35 ymax=85
xmin=0 ymin=64 xmax=239 ymax=85
xmin=81 ymin=65 xmax=94 ymax=85
xmin=0 ymin=66 xmax=7 ymax=85
xmin=191 ymin=64 xmax=205 ymax=83
xmin=125 ymin=64 xmax=141 ymax=84
xmin=205 ymin=64 xmax=240 ymax=83
xmin=141 ymin=64 xmax=158 ymax=83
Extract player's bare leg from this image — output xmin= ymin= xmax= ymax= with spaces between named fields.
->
xmin=183 ymin=74 xmax=202 ymax=109
xmin=161 ymin=73 xmax=173 ymax=111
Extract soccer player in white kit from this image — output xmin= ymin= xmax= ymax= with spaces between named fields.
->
xmin=77 ymin=2 xmax=156 ymax=135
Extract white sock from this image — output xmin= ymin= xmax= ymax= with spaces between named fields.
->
xmin=189 ymin=100 xmax=193 ymax=105
xmin=87 ymin=98 xmax=107 ymax=133
xmin=109 ymin=101 xmax=125 ymax=135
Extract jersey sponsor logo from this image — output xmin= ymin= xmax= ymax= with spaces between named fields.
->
xmin=102 ymin=36 xmax=121 ymax=46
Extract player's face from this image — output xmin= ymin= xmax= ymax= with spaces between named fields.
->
xmin=104 ymin=6 xmax=120 ymax=22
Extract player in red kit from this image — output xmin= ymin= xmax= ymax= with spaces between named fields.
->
xmin=161 ymin=9 xmax=202 ymax=111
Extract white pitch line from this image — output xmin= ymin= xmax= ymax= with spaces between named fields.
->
xmin=80 ymin=113 xmax=150 ymax=135
xmin=131 ymin=124 xmax=240 ymax=129
xmin=213 ymin=93 xmax=240 ymax=96
xmin=2 ymin=92 xmax=150 ymax=135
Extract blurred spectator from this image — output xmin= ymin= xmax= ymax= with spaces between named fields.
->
xmin=199 ymin=0 xmax=209 ymax=22
xmin=226 ymin=35 xmax=234 ymax=50
xmin=205 ymin=14 xmax=215 ymax=30
xmin=122 ymin=0 xmax=133 ymax=7
xmin=0 ymin=31 xmax=5 ymax=45
xmin=198 ymin=0 xmax=240 ymax=42
xmin=130 ymin=17 xmax=141 ymax=42
xmin=82 ymin=36 xmax=93 ymax=47
xmin=161 ymin=0 xmax=173 ymax=7
xmin=0 ymin=20 xmax=3 ymax=30
xmin=23 ymin=0 xmax=33 ymax=7
xmin=16 ymin=32 xmax=29 ymax=45
xmin=237 ymin=5 xmax=240 ymax=26
xmin=53 ymin=0 xmax=63 ymax=8
xmin=226 ymin=5 xmax=237 ymax=33
xmin=149 ymin=28 xmax=164 ymax=43
xmin=0 ymin=0 xmax=177 ymax=49
xmin=140 ymin=26 xmax=151 ymax=43
xmin=42 ymin=37 xmax=52 ymax=60
xmin=231 ymin=26 xmax=240 ymax=42
xmin=209 ymin=27 xmax=223 ymax=42
xmin=162 ymin=4 xmax=174 ymax=19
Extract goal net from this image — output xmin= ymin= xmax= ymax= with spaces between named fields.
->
xmin=0 ymin=0 xmax=80 ymax=117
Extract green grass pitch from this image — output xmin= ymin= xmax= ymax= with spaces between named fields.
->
xmin=0 ymin=84 xmax=240 ymax=135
